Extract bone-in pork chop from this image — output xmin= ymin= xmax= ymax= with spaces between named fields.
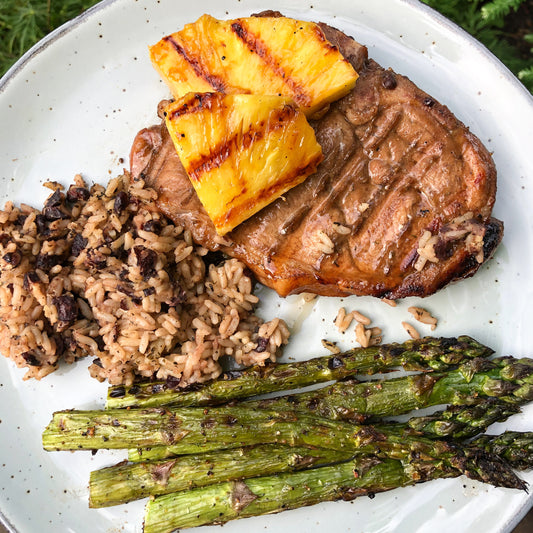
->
xmin=130 ymin=24 xmax=502 ymax=299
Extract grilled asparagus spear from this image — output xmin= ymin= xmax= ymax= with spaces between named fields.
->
xmin=106 ymin=336 xmax=493 ymax=409
xmin=143 ymin=444 xmax=529 ymax=533
xmin=128 ymin=398 xmax=519 ymax=461
xmin=399 ymin=398 xmax=520 ymax=439
xmin=472 ymin=431 xmax=533 ymax=470
xmin=89 ymin=445 xmax=353 ymax=508
xmin=89 ymin=399 xmax=519 ymax=507
xmin=42 ymin=404 xmax=525 ymax=489
xmin=250 ymin=356 xmax=533 ymax=422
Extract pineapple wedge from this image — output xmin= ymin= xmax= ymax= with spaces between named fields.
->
xmin=150 ymin=14 xmax=358 ymax=117
xmin=165 ymin=92 xmax=323 ymax=235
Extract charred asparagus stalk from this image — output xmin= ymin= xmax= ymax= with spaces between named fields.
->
xmin=142 ymin=446 xmax=528 ymax=533
xmin=403 ymin=398 xmax=521 ymax=439
xmin=42 ymin=405 xmax=525 ymax=489
xmin=250 ymin=356 xmax=533 ymax=422
xmin=472 ymin=431 xmax=533 ymax=470
xmin=89 ymin=399 xmax=519 ymax=508
xmin=142 ymin=457 xmax=430 ymax=532
xmin=105 ymin=336 xmax=493 ymax=409
xmin=129 ymin=398 xmax=519 ymax=461
xmin=89 ymin=445 xmax=353 ymax=508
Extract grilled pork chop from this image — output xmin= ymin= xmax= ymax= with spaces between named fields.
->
xmin=130 ymin=23 xmax=502 ymax=299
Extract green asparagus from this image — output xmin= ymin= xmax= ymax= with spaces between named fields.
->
xmin=403 ymin=398 xmax=521 ymax=439
xmin=89 ymin=445 xmax=353 ymax=508
xmin=129 ymin=398 xmax=520 ymax=461
xmin=142 ymin=445 xmax=528 ymax=533
xmin=42 ymin=404 xmax=525 ymax=489
xmin=472 ymin=431 xmax=533 ymax=470
xmin=250 ymin=356 xmax=533 ymax=422
xmin=89 ymin=399 xmax=518 ymax=507
xmin=105 ymin=336 xmax=493 ymax=409
xmin=142 ymin=457 xmax=426 ymax=532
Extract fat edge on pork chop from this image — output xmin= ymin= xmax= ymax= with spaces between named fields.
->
xmin=130 ymin=19 xmax=503 ymax=299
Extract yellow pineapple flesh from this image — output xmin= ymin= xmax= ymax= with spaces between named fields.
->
xmin=165 ymin=92 xmax=323 ymax=235
xmin=150 ymin=14 xmax=358 ymax=117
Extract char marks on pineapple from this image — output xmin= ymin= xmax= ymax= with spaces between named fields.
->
xmin=163 ymin=36 xmax=228 ymax=92
xmin=131 ymin=23 xmax=502 ymax=299
xmin=230 ymin=20 xmax=312 ymax=107
xmin=171 ymin=96 xmax=299 ymax=184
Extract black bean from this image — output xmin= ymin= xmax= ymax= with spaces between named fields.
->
xmin=53 ymin=335 xmax=65 ymax=357
xmin=44 ymin=189 xmax=63 ymax=208
xmin=71 ymin=234 xmax=88 ymax=257
xmin=423 ymin=97 xmax=435 ymax=107
xmin=133 ymin=245 xmax=158 ymax=279
xmin=142 ymin=219 xmax=162 ymax=234
xmin=63 ymin=335 xmax=78 ymax=352
xmin=22 ymin=351 xmax=41 ymax=367
xmin=381 ymin=71 xmax=397 ymax=90
xmin=86 ymin=249 xmax=107 ymax=270
xmin=16 ymin=214 xmax=27 ymax=226
xmin=35 ymin=254 xmax=60 ymax=272
xmin=35 ymin=214 xmax=49 ymax=236
xmin=3 ymin=250 xmax=21 ymax=267
xmin=43 ymin=206 xmax=67 ymax=221
xmin=165 ymin=376 xmax=181 ymax=389
xmin=114 ymin=191 xmax=130 ymax=215
xmin=255 ymin=336 xmax=269 ymax=353
xmin=23 ymin=271 xmax=39 ymax=290
xmin=434 ymin=238 xmax=454 ymax=260
xmin=52 ymin=295 xmax=78 ymax=323
xmin=96 ymin=336 xmax=106 ymax=351
xmin=328 ymin=356 xmax=345 ymax=370
xmin=66 ymin=186 xmax=91 ymax=203
xmin=109 ymin=387 xmax=126 ymax=398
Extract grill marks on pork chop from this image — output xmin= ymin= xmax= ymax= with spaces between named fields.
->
xmin=131 ymin=25 xmax=502 ymax=299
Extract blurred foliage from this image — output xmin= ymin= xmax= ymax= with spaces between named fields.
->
xmin=0 ymin=0 xmax=531 ymax=93
xmin=422 ymin=0 xmax=532 ymax=92
xmin=0 ymin=0 xmax=100 ymax=75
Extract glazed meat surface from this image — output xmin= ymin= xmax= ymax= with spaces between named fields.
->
xmin=130 ymin=25 xmax=502 ymax=299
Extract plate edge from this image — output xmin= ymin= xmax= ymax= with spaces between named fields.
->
xmin=400 ymin=0 xmax=533 ymax=104
xmin=0 ymin=1 xmax=531 ymax=532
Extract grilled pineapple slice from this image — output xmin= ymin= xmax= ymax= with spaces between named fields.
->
xmin=165 ymin=92 xmax=323 ymax=235
xmin=150 ymin=14 xmax=358 ymax=117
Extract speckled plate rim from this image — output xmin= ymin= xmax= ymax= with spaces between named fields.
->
xmin=0 ymin=0 xmax=532 ymax=532
xmin=1 ymin=0 xmax=531 ymax=104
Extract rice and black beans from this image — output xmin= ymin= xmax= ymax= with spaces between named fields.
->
xmin=0 ymin=172 xmax=289 ymax=386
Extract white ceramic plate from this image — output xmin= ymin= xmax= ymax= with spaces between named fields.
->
xmin=1 ymin=0 xmax=533 ymax=532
